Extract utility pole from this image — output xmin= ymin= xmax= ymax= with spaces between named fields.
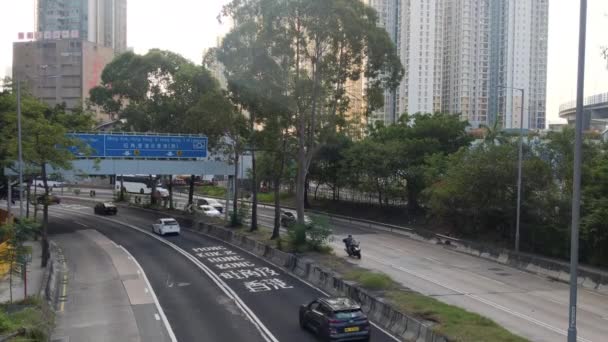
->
xmin=497 ymin=85 xmax=525 ymax=251
xmin=568 ymin=0 xmax=587 ymax=341
xmin=17 ymin=79 xmax=25 ymax=218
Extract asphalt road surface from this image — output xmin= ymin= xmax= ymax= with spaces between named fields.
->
xmin=48 ymin=200 xmax=398 ymax=342
xmin=58 ymin=189 xmax=608 ymax=341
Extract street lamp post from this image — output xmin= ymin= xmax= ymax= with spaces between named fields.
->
xmin=16 ymin=79 xmax=24 ymax=219
xmin=568 ymin=1 xmax=588 ymax=341
xmin=497 ymin=85 xmax=525 ymax=252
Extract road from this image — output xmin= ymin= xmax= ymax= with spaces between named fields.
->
xmin=58 ymin=189 xmax=608 ymax=341
xmin=48 ymin=199 xmax=398 ymax=342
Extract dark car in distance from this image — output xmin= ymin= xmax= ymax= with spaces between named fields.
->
xmin=299 ymin=297 xmax=370 ymax=341
xmin=36 ymin=194 xmax=61 ymax=205
xmin=280 ymin=210 xmax=313 ymax=228
xmin=94 ymin=202 xmax=118 ymax=215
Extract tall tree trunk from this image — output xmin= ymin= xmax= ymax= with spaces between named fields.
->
xmin=40 ymin=164 xmax=49 ymax=267
xmin=150 ymin=175 xmax=157 ymax=205
xmin=119 ymin=176 xmax=125 ymax=202
xmin=168 ymin=176 xmax=174 ymax=210
xmin=188 ymin=174 xmax=195 ymax=205
xmin=296 ymin=146 xmax=306 ymax=224
xmin=232 ymin=150 xmax=239 ymax=225
xmin=271 ymin=175 xmax=282 ymax=240
xmin=406 ymin=186 xmax=419 ymax=213
xmin=304 ymin=175 xmax=310 ymax=209
xmin=294 ymin=14 xmax=307 ymax=225
xmin=25 ymin=179 xmax=30 ymax=218
xmin=271 ymin=143 xmax=286 ymax=240
xmin=250 ymin=148 xmax=258 ymax=231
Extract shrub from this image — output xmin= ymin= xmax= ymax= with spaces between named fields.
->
xmin=306 ymin=215 xmax=332 ymax=250
xmin=287 ymin=223 xmax=307 ymax=247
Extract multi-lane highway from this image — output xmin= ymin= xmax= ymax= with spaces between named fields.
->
xmin=57 ymin=188 xmax=608 ymax=341
xmin=48 ymin=199 xmax=399 ymax=342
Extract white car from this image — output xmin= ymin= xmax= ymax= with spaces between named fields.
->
xmin=199 ymin=205 xmax=222 ymax=218
xmin=156 ymin=187 xmax=170 ymax=198
xmin=152 ymin=218 xmax=181 ymax=236
xmin=196 ymin=197 xmax=224 ymax=213
xmin=33 ymin=179 xmax=65 ymax=188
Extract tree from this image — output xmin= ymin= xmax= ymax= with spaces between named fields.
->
xmin=220 ymin=0 xmax=404 ymax=225
xmin=343 ymin=113 xmax=471 ymax=211
xmin=425 ymin=143 xmax=554 ymax=243
xmin=479 ymin=120 xmax=509 ymax=146
xmin=91 ymin=49 xmax=231 ymax=206
xmin=1 ymin=92 xmax=92 ymax=267
xmin=0 ymin=219 xmax=40 ymax=302
xmin=308 ymin=133 xmax=352 ymax=200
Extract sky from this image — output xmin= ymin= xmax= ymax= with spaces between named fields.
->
xmin=0 ymin=0 xmax=607 ymax=125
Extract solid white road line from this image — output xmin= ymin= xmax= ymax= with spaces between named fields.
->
xmin=53 ymin=207 xmax=279 ymax=342
xmin=119 ymin=245 xmax=178 ymax=342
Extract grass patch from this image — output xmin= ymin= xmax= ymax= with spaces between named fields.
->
xmin=195 ymin=185 xmax=226 ymax=198
xmin=344 ymin=270 xmax=396 ymax=291
xmin=0 ymin=297 xmax=54 ymax=342
xmin=257 ymin=192 xmax=295 ymax=204
xmin=387 ymin=291 xmax=528 ymax=342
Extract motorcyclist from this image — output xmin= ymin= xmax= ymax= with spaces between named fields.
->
xmin=343 ymin=235 xmax=354 ymax=254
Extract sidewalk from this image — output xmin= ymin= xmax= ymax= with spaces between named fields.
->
xmin=0 ymin=239 xmax=45 ymax=303
xmin=51 ymin=229 xmax=173 ymax=342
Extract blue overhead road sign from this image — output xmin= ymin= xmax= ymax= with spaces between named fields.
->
xmin=68 ymin=133 xmax=207 ymax=159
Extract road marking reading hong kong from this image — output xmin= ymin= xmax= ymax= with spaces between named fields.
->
xmin=193 ymin=245 xmax=294 ymax=294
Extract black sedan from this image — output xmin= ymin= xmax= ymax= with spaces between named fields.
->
xmin=35 ymin=194 xmax=61 ymax=205
xmin=94 ymin=202 xmax=118 ymax=215
xmin=300 ymin=297 xmax=371 ymax=341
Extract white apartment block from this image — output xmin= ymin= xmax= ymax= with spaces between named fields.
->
xmin=399 ymin=0 xmax=444 ymax=115
xmin=490 ymin=0 xmax=548 ymax=129
xmin=365 ymin=0 xmax=548 ymax=130
xmin=365 ymin=0 xmax=400 ymax=125
xmin=442 ymin=0 xmax=490 ymax=127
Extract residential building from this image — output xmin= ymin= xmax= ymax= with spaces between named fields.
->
xmin=343 ymin=76 xmax=368 ymax=139
xmin=36 ymin=0 xmax=127 ymax=53
xmin=489 ymin=0 xmax=548 ymax=130
xmin=13 ymin=39 xmax=115 ymax=121
xmin=365 ymin=0 xmax=400 ymax=125
xmin=399 ymin=0 xmax=444 ymax=116
xmin=363 ymin=0 xmax=548 ymax=129
xmin=441 ymin=0 xmax=489 ymax=128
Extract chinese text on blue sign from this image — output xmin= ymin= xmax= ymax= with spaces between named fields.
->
xmin=68 ymin=133 xmax=207 ymax=158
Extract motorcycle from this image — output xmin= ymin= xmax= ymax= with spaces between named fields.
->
xmin=345 ymin=241 xmax=362 ymax=259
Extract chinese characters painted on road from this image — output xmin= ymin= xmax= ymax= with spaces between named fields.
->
xmin=192 ymin=245 xmax=293 ymax=293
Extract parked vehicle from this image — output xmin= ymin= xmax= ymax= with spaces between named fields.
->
xmin=152 ymin=218 xmax=180 ymax=236
xmin=299 ymin=297 xmax=371 ymax=341
xmin=280 ymin=210 xmax=312 ymax=228
xmin=94 ymin=202 xmax=117 ymax=215
xmin=33 ymin=178 xmax=65 ymax=188
xmin=199 ymin=205 xmax=222 ymax=218
xmin=196 ymin=198 xmax=223 ymax=213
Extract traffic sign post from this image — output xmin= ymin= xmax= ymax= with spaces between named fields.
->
xmin=68 ymin=133 xmax=208 ymax=159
